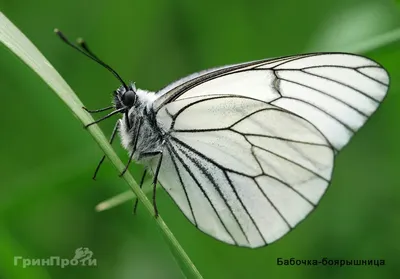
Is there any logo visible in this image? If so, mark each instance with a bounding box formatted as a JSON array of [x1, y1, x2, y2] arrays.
[[72, 247, 95, 266], [14, 247, 97, 268]]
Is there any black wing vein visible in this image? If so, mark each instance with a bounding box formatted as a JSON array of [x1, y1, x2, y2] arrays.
[[166, 144, 197, 226], [167, 141, 237, 244], [170, 136, 317, 207]]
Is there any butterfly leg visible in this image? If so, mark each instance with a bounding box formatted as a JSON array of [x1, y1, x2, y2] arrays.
[[119, 118, 143, 177], [124, 110, 131, 129], [85, 107, 126, 128], [133, 169, 148, 214], [83, 105, 114, 113], [137, 150, 164, 217], [92, 120, 120, 180]]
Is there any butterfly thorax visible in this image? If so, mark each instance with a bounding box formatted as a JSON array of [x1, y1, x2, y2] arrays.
[[117, 87, 164, 162]]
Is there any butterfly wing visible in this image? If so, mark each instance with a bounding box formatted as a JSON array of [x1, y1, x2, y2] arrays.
[[154, 53, 389, 150], [149, 53, 389, 248]]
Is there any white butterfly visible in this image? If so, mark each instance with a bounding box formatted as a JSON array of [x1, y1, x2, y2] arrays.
[[56, 31, 389, 248]]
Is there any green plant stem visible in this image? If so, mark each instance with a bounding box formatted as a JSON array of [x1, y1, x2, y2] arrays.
[[95, 181, 156, 212], [95, 190, 135, 212], [345, 28, 400, 54]]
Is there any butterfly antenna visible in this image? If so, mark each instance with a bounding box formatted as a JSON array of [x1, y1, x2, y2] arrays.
[[54, 29, 128, 90], [76, 37, 100, 60]]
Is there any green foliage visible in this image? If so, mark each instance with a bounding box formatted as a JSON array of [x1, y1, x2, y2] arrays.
[[0, 0, 399, 278]]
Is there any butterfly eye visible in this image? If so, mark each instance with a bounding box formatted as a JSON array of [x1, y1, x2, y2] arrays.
[[121, 90, 136, 107]]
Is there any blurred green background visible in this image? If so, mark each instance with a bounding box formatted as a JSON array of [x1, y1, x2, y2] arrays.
[[1, 0, 400, 278]]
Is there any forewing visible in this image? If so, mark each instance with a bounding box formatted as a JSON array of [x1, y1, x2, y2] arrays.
[[152, 96, 334, 248], [154, 53, 389, 151]]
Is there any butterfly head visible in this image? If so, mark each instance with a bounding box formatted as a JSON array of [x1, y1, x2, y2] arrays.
[[113, 84, 137, 111]]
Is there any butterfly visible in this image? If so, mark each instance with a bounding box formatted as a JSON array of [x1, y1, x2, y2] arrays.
[[56, 30, 389, 248]]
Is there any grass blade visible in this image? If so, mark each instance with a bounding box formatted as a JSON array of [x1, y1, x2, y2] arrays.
[[95, 190, 135, 212], [343, 28, 400, 54], [95, 181, 156, 212]]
